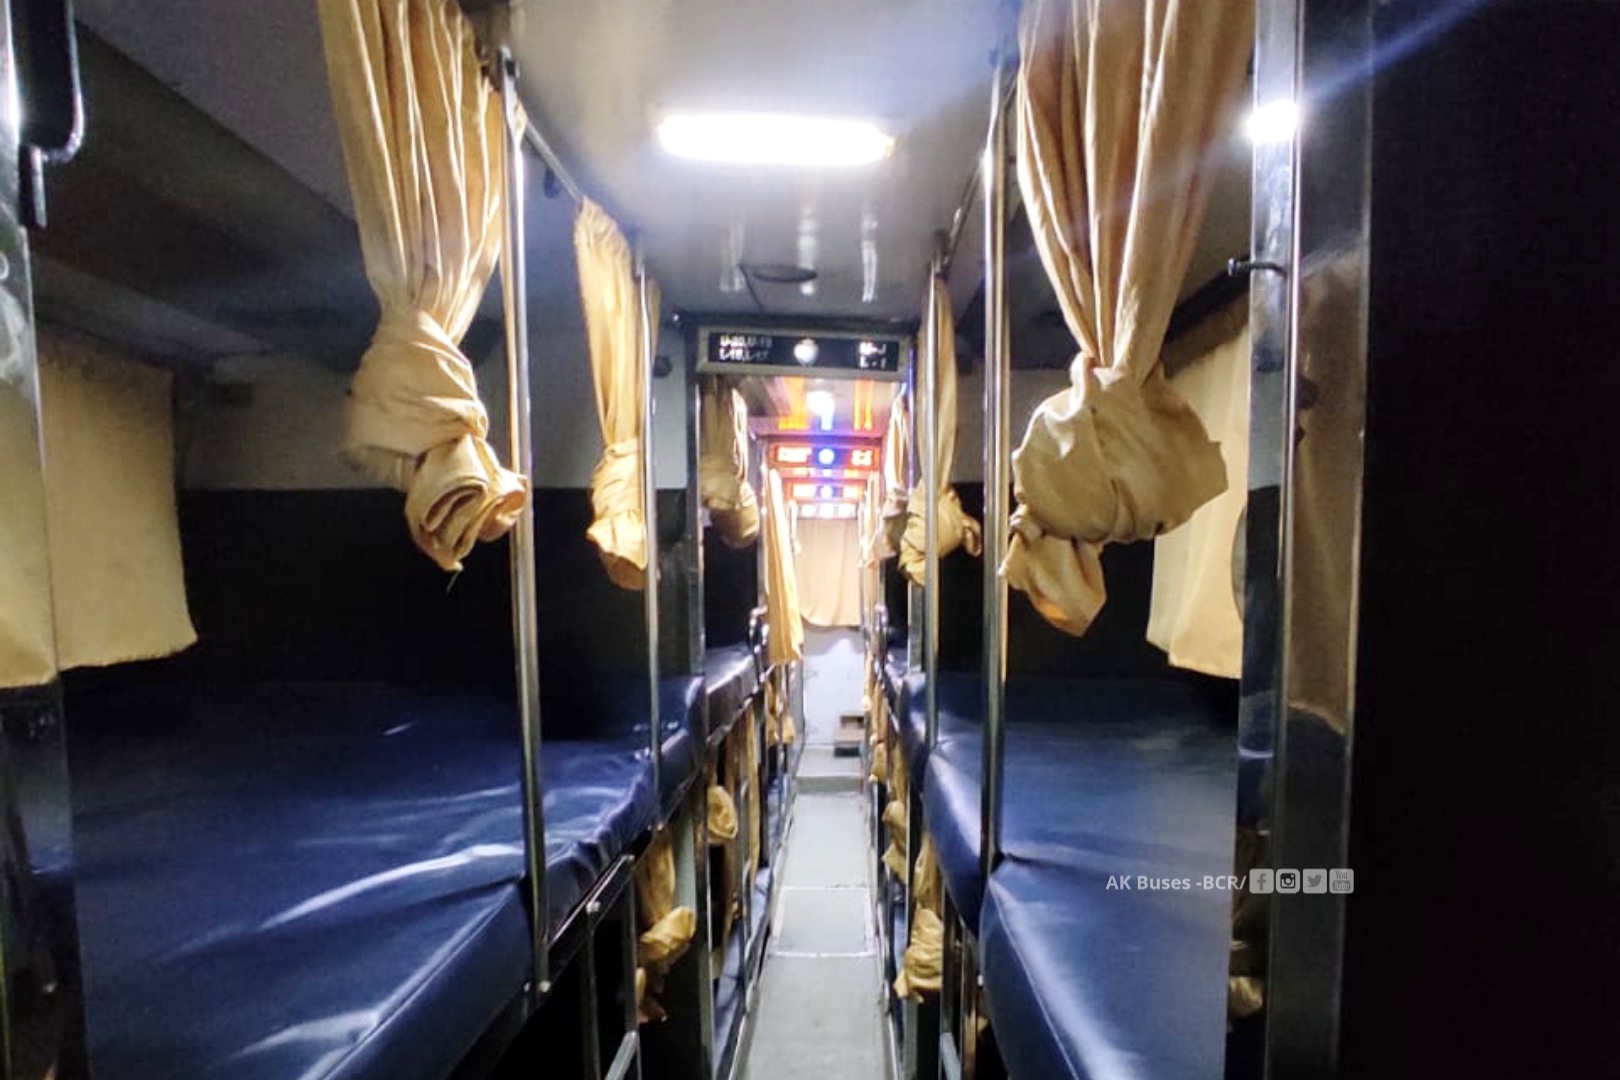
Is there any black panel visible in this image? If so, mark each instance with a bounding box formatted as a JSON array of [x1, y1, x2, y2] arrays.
[[1345, 4, 1620, 1075], [932, 486, 1232, 709], [59, 490, 515, 691], [532, 488, 650, 684], [703, 528, 758, 649]]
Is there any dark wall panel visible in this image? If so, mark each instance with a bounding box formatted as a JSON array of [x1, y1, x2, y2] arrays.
[[702, 528, 758, 649], [1344, 4, 1620, 1075]]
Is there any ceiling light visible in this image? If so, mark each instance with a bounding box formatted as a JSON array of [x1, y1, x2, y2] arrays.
[[657, 112, 894, 166]]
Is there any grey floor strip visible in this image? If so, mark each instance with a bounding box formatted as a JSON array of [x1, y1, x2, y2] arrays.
[[739, 791, 890, 1080]]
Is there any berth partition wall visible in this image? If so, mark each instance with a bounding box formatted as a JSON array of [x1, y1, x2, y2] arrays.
[[52, 6, 582, 1076], [45, 9, 699, 1080], [0, 23, 91, 1066], [890, 3, 1257, 1079]]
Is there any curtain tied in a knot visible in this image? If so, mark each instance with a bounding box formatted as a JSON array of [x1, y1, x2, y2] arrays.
[[899, 485, 983, 586], [634, 829, 696, 1024], [707, 782, 739, 843], [346, 307, 529, 572], [587, 437, 646, 589], [698, 443, 759, 548], [1007, 364, 1225, 635], [1004, 0, 1252, 637], [699, 384, 760, 548]]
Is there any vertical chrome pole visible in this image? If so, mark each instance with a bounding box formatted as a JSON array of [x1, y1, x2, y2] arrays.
[[637, 246, 663, 802], [498, 48, 548, 995], [922, 268, 941, 748], [980, 57, 1013, 887]]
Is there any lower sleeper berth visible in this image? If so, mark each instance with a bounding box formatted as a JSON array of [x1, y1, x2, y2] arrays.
[[910, 675, 1242, 1080], [68, 677, 703, 1080]]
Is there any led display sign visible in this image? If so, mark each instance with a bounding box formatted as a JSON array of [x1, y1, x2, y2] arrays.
[[697, 326, 907, 376]]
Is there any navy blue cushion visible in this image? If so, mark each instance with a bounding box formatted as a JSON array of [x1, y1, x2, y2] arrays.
[[921, 678, 1234, 927], [68, 681, 677, 1080], [981, 858, 1231, 1080], [704, 644, 759, 737], [896, 672, 983, 784]]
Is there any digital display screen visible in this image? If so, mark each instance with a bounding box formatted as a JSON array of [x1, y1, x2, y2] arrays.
[[702, 329, 905, 374]]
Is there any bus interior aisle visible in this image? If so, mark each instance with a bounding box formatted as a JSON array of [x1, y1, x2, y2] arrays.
[[2, 2, 1618, 1080]]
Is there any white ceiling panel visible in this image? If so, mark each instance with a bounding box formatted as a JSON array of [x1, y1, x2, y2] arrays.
[[509, 0, 996, 324]]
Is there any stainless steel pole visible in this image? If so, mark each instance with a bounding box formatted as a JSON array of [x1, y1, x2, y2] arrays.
[[637, 247, 663, 801], [980, 58, 1014, 888], [923, 267, 941, 749], [498, 48, 549, 996]]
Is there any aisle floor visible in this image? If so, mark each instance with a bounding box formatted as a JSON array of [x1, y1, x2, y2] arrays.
[[740, 753, 889, 1080]]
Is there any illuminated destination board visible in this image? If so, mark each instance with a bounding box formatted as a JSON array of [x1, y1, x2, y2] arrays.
[[771, 444, 879, 471], [696, 325, 908, 376]]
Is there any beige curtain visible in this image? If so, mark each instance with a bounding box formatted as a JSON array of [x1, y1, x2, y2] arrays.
[[900, 277, 983, 585], [859, 473, 884, 567], [575, 199, 661, 590], [878, 395, 910, 558], [896, 837, 944, 999], [0, 314, 56, 688], [1147, 301, 1250, 677], [761, 469, 805, 665], [764, 664, 797, 747], [38, 333, 197, 672], [699, 381, 759, 548], [318, 0, 527, 572], [796, 517, 863, 628], [1004, 0, 1254, 635], [634, 828, 696, 1024]]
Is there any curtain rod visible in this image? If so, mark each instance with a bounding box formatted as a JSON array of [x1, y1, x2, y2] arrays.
[[521, 120, 585, 206], [936, 164, 981, 281]]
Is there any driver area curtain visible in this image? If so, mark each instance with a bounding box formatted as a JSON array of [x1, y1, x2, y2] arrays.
[[796, 517, 862, 628], [699, 380, 759, 548], [575, 199, 661, 590], [318, 0, 527, 572], [1004, 0, 1254, 635], [900, 276, 982, 585]]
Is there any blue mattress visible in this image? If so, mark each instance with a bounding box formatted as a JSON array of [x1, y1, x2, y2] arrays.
[[542, 673, 705, 813], [920, 678, 1235, 928], [68, 680, 695, 1080], [704, 644, 759, 739], [981, 859, 1231, 1080], [895, 671, 980, 783], [909, 677, 1238, 1080]]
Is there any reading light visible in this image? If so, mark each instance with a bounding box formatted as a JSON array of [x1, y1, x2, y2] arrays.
[[657, 112, 894, 166], [1246, 100, 1298, 146]]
